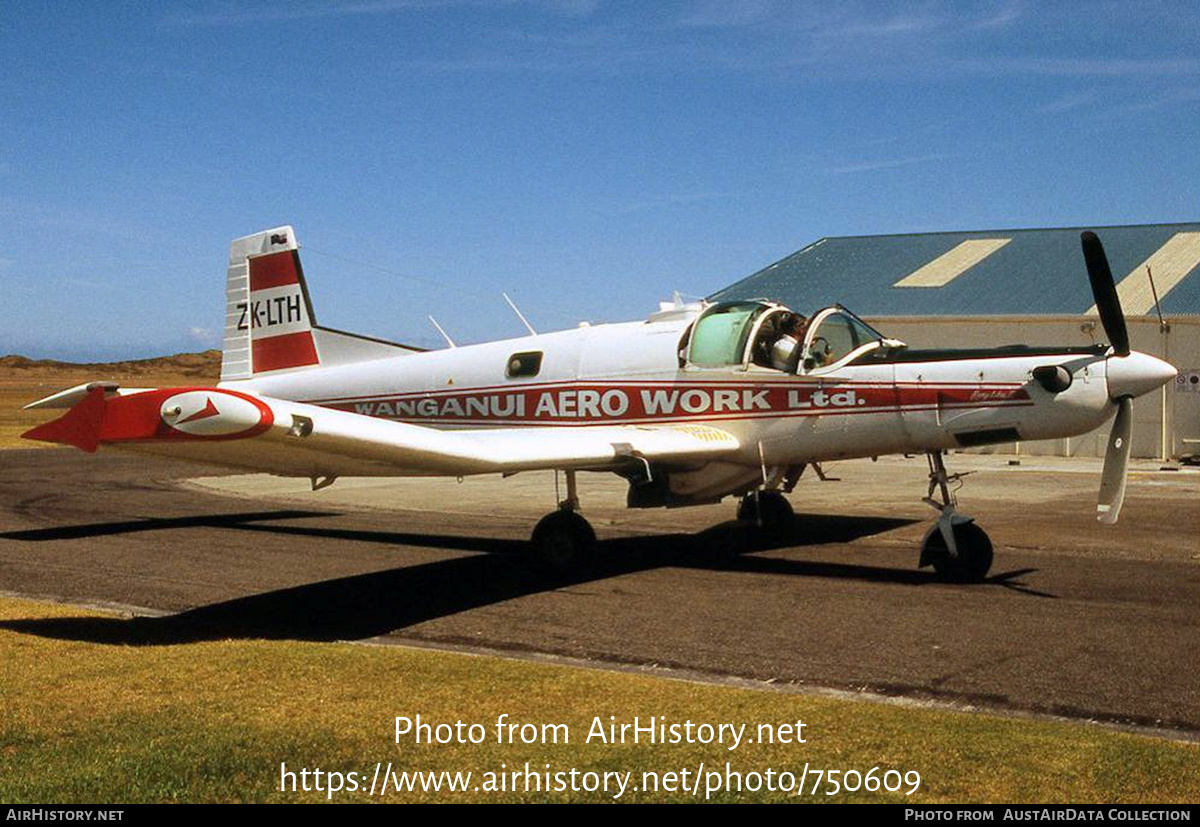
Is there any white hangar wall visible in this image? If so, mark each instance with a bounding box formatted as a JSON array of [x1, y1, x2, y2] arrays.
[[866, 315, 1199, 460]]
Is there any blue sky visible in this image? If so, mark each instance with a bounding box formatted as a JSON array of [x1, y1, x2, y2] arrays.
[[2, 1, 1197, 360]]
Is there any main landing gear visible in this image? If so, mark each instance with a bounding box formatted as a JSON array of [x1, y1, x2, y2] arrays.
[[919, 451, 993, 582], [531, 470, 596, 571], [529, 457, 993, 582], [737, 489, 795, 541]]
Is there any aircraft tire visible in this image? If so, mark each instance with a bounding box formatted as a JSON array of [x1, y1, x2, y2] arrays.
[[925, 522, 994, 583], [531, 510, 597, 571], [737, 490, 795, 539]]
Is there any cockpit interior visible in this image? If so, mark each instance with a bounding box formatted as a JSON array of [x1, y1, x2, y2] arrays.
[[683, 300, 899, 374]]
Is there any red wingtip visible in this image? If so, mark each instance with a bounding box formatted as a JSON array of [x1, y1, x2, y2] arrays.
[[22, 387, 108, 452]]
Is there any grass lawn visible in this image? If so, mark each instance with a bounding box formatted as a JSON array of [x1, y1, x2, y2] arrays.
[[1, 595, 1196, 804]]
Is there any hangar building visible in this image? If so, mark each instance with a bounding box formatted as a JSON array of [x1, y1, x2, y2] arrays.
[[710, 223, 1200, 460]]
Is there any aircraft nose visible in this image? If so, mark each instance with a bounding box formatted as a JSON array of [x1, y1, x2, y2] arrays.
[[1105, 351, 1177, 400]]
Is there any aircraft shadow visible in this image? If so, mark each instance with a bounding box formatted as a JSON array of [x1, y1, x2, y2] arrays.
[[0, 510, 339, 542], [0, 512, 1048, 646]]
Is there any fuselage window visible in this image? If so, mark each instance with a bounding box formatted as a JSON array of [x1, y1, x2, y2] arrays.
[[506, 351, 543, 378]]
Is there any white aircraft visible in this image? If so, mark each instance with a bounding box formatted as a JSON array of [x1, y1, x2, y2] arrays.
[[24, 227, 1176, 581]]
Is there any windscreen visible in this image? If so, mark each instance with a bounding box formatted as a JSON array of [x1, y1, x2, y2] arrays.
[[808, 310, 885, 365]]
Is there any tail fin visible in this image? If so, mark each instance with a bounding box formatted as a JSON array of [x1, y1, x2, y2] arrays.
[[221, 226, 421, 382]]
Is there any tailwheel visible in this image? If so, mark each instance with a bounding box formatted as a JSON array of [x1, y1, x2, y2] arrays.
[[531, 509, 596, 572], [737, 490, 795, 539], [921, 521, 993, 583]]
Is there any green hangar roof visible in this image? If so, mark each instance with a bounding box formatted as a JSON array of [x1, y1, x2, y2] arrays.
[[710, 223, 1200, 317]]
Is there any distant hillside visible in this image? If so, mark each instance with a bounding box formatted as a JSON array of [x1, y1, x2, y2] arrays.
[[0, 350, 224, 449], [0, 350, 222, 378]]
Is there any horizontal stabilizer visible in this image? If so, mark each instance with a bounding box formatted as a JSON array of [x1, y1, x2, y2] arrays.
[[24, 382, 119, 410], [22, 382, 157, 410]]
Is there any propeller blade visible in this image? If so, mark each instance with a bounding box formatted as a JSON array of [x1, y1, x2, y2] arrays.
[[1097, 397, 1132, 524], [1081, 231, 1130, 356]]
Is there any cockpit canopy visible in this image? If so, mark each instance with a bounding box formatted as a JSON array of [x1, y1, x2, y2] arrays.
[[685, 300, 899, 373], [687, 302, 769, 368]]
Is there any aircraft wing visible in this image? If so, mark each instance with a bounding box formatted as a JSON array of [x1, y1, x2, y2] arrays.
[[23, 386, 741, 478]]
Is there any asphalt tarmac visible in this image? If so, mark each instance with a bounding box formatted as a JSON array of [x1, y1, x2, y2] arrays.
[[1, 448, 1196, 733]]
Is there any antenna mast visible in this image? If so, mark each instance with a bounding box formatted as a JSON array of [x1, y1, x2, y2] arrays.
[[503, 292, 537, 336], [428, 316, 457, 348]]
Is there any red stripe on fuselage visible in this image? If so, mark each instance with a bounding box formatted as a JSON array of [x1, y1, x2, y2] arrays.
[[314, 382, 1031, 426], [306, 378, 1028, 405]]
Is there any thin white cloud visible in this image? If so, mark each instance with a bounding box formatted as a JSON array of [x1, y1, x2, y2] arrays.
[[1115, 85, 1200, 114], [198, 0, 1191, 86], [62, 277, 109, 290], [664, 2, 1196, 84], [676, 2, 1020, 40], [166, 0, 599, 27], [832, 14, 943, 39], [188, 326, 221, 346], [166, 0, 431, 27], [1035, 90, 1100, 114], [958, 56, 1197, 78], [537, 0, 601, 17], [967, 1, 1024, 31], [615, 191, 747, 215], [823, 154, 947, 175], [675, 0, 781, 30]]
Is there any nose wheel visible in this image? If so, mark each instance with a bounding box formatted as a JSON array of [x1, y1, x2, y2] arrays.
[[921, 520, 993, 582], [919, 451, 993, 582]]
